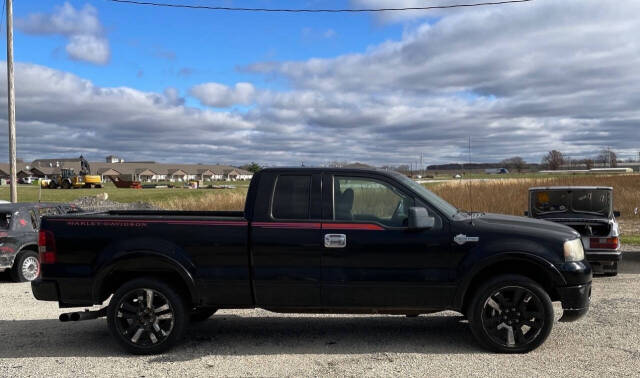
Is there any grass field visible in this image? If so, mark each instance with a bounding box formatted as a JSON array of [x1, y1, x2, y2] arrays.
[[428, 174, 640, 218], [2, 174, 639, 243], [0, 183, 248, 209], [2, 174, 638, 216], [621, 235, 640, 245]]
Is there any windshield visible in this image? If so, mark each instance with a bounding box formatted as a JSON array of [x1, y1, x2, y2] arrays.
[[391, 172, 459, 218], [531, 189, 611, 216]]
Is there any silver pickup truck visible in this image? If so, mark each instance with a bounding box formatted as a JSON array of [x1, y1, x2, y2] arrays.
[[526, 186, 621, 276]]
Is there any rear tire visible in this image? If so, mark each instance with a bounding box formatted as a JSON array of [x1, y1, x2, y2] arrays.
[[10, 251, 40, 282], [468, 274, 554, 353], [107, 278, 189, 355]]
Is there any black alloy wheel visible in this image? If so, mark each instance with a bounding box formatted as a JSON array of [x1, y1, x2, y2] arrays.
[[107, 278, 188, 354], [469, 275, 554, 353]]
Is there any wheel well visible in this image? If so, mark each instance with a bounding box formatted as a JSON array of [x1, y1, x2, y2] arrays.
[[461, 260, 560, 315], [17, 245, 38, 258], [98, 270, 195, 307]]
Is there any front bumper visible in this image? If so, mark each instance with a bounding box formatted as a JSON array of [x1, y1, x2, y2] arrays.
[[31, 279, 60, 301], [557, 282, 591, 322]]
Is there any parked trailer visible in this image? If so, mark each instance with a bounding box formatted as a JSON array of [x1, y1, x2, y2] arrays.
[[107, 176, 142, 189]]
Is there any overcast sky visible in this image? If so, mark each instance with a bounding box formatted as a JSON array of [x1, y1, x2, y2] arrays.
[[0, 0, 638, 166]]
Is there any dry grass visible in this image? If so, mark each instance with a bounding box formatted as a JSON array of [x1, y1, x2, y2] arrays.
[[153, 190, 247, 211], [429, 175, 640, 219], [152, 175, 640, 221]]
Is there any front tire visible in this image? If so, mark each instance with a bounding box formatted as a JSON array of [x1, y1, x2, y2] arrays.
[[11, 251, 40, 282], [107, 278, 189, 355], [468, 274, 554, 353]]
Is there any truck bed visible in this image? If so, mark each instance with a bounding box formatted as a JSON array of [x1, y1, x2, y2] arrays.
[[40, 209, 251, 308]]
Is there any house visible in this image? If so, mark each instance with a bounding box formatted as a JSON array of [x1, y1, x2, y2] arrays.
[[90, 162, 253, 182], [0, 162, 33, 181], [2, 158, 254, 184]]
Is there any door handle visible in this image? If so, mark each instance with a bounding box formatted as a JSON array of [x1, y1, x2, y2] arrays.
[[324, 234, 347, 248]]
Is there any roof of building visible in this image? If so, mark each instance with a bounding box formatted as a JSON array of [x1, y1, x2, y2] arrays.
[[89, 162, 253, 176], [2, 159, 253, 177]]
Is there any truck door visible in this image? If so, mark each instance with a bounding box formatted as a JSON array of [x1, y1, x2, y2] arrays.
[[250, 172, 323, 307], [321, 173, 454, 309]]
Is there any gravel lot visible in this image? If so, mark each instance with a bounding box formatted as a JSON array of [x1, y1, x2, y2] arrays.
[[1, 248, 639, 377]]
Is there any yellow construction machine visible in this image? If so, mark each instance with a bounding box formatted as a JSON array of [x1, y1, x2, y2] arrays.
[[44, 155, 102, 189], [46, 168, 102, 189]]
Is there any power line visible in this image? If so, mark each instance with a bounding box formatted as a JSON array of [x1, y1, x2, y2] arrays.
[[106, 0, 534, 13]]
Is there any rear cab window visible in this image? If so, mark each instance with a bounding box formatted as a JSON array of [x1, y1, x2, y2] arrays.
[[272, 175, 312, 220]]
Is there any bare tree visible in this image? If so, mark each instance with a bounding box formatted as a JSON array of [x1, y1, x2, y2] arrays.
[[542, 150, 564, 170], [500, 156, 527, 173], [584, 159, 594, 170], [597, 149, 618, 168]]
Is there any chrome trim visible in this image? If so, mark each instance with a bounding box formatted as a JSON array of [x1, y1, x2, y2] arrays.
[[324, 234, 347, 248], [454, 234, 479, 246]]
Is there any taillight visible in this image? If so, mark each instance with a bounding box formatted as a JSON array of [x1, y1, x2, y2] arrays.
[[38, 230, 57, 264], [590, 237, 619, 250]]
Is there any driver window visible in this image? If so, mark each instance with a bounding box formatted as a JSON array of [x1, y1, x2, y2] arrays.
[[334, 177, 413, 227]]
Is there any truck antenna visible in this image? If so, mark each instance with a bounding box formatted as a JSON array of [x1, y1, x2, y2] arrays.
[[467, 136, 473, 215]]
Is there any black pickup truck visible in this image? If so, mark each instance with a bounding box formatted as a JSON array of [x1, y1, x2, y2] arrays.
[[32, 168, 592, 354]]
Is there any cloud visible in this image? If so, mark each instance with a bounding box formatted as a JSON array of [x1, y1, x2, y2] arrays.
[[65, 35, 110, 64], [16, 2, 110, 65], [302, 27, 338, 40], [323, 29, 337, 39], [190, 83, 256, 108], [0, 62, 254, 164], [2, 0, 640, 166], [238, 0, 640, 163]]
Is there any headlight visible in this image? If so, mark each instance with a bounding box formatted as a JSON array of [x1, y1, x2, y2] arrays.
[[563, 238, 585, 262]]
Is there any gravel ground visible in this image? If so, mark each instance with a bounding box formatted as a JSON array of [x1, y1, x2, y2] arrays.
[[1, 249, 639, 377]]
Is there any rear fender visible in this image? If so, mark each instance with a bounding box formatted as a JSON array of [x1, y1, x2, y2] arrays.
[[92, 239, 198, 304]]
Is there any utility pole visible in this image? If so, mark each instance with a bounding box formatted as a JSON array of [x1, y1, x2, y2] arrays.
[[6, 0, 17, 202]]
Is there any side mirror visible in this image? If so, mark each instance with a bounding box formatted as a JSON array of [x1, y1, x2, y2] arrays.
[[408, 207, 435, 230], [523, 211, 529, 216], [613, 210, 620, 218]]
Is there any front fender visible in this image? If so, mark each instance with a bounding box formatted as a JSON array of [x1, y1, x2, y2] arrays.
[[453, 251, 566, 310]]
